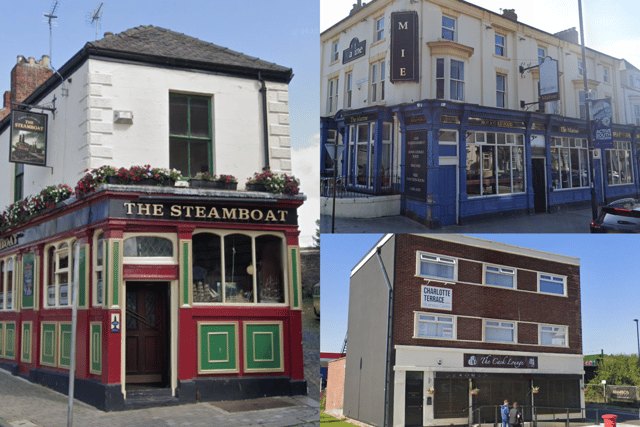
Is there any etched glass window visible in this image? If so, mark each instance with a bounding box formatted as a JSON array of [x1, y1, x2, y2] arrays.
[[123, 237, 173, 257]]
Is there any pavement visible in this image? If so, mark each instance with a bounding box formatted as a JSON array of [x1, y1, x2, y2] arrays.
[[321, 207, 595, 234], [0, 299, 320, 427]]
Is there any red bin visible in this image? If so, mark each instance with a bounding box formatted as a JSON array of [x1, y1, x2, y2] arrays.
[[602, 414, 617, 427]]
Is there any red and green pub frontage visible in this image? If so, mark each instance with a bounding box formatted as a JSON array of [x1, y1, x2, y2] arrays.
[[0, 185, 306, 410]]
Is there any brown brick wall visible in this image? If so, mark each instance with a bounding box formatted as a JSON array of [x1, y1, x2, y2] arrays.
[[326, 358, 346, 412], [457, 317, 482, 341], [392, 235, 582, 354], [459, 259, 482, 284], [0, 55, 52, 121], [518, 322, 539, 345]]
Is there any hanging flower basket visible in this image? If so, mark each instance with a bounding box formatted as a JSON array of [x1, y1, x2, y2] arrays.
[[532, 390, 539, 394], [426, 388, 435, 395], [532, 387, 540, 394], [471, 388, 480, 396]]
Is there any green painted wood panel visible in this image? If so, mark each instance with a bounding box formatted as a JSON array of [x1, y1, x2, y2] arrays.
[[59, 324, 72, 368], [245, 323, 282, 371], [41, 323, 57, 366], [90, 323, 102, 374], [291, 248, 299, 308], [21, 323, 31, 363], [198, 323, 237, 373], [4, 323, 15, 358], [78, 246, 86, 307], [22, 253, 35, 309]]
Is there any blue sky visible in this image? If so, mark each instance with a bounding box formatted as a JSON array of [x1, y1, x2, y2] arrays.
[[321, 234, 640, 357], [0, 0, 320, 245]]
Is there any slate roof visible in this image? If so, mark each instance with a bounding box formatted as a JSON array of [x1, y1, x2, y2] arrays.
[[84, 25, 292, 82]]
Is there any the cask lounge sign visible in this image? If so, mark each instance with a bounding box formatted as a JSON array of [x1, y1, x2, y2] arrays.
[[464, 354, 538, 369]]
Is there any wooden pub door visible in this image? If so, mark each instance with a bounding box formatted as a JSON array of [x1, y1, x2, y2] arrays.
[[125, 282, 169, 386]]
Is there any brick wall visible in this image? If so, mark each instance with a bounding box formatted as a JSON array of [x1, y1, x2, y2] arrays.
[[0, 55, 53, 121], [325, 357, 346, 415], [392, 235, 582, 354]]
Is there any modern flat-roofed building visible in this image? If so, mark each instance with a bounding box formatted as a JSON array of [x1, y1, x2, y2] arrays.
[[345, 234, 584, 426]]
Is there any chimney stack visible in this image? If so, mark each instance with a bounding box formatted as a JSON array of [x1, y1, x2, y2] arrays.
[[0, 53, 54, 121], [350, 0, 367, 16], [501, 9, 517, 21], [554, 27, 579, 45]]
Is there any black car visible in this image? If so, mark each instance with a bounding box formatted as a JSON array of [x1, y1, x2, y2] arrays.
[[590, 198, 640, 233]]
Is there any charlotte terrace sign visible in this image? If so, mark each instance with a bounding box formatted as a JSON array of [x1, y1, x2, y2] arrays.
[[464, 354, 538, 369], [421, 285, 452, 311]]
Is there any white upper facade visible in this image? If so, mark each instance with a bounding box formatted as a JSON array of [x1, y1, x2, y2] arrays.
[[0, 26, 293, 207], [321, 0, 634, 123]]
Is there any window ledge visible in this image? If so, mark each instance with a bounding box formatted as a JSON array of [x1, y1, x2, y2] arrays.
[[427, 40, 474, 60], [371, 38, 386, 48], [329, 59, 340, 67], [493, 54, 510, 61]]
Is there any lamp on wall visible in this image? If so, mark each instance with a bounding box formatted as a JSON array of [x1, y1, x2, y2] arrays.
[[485, 25, 492, 30], [519, 37, 526, 41]]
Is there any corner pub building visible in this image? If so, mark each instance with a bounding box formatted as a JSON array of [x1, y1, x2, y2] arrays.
[[0, 26, 306, 410], [320, 0, 640, 227], [345, 234, 584, 427]]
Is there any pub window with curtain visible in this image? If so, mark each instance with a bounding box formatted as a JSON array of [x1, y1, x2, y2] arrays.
[[169, 93, 212, 177]]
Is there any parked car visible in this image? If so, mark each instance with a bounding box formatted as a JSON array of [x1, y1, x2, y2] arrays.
[[590, 198, 640, 233], [313, 283, 320, 318]]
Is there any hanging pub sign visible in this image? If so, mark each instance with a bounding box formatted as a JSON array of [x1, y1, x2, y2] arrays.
[[390, 11, 419, 83], [405, 130, 427, 201], [539, 57, 560, 102], [591, 98, 614, 149], [343, 38, 366, 64], [10, 110, 48, 166]]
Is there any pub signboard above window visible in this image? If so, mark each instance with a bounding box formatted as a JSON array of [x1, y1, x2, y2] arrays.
[[10, 110, 48, 166]]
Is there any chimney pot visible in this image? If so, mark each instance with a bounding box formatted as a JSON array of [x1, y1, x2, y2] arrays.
[[40, 55, 51, 68], [104, 31, 114, 38], [28, 57, 35, 64], [16, 55, 25, 64]]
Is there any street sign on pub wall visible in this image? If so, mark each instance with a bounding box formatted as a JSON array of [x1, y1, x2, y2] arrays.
[[390, 11, 419, 82], [9, 110, 48, 166]]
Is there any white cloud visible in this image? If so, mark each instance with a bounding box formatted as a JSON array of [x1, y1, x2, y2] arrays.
[[292, 141, 320, 247]]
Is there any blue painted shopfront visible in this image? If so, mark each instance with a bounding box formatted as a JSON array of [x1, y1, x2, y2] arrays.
[[320, 101, 640, 227]]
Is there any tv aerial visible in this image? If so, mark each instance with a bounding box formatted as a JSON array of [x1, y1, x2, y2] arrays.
[[43, 0, 59, 61], [86, 3, 105, 41]]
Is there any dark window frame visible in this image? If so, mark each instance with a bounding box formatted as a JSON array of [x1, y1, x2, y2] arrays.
[[169, 93, 213, 177]]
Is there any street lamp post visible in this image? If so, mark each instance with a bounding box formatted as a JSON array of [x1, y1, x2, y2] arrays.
[[634, 319, 640, 359]]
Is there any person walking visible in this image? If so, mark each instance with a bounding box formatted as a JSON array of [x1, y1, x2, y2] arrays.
[[501, 399, 510, 427], [509, 401, 522, 427]]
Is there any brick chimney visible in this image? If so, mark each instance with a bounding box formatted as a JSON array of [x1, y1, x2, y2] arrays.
[[554, 27, 579, 45], [0, 54, 53, 121], [501, 9, 517, 21]]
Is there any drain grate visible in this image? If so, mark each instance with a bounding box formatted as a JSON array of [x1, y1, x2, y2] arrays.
[[210, 397, 297, 412]]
